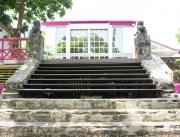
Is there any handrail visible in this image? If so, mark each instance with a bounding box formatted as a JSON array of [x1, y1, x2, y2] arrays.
[[0, 37, 31, 60]]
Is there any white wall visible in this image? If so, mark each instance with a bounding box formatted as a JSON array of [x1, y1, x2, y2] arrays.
[[42, 24, 136, 58], [43, 27, 56, 52], [122, 27, 135, 57]]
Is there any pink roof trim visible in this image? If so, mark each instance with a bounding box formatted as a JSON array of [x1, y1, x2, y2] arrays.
[[41, 20, 136, 26], [0, 37, 31, 41]]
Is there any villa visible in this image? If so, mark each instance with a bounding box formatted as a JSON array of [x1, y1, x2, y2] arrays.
[[41, 20, 136, 59]]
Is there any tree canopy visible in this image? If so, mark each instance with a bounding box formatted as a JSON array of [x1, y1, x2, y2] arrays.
[[0, 0, 72, 36]]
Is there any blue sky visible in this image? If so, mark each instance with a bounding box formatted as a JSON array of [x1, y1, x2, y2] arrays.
[[56, 0, 180, 48]]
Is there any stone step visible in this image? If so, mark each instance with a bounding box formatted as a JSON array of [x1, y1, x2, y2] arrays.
[[0, 98, 179, 109], [0, 73, 14, 75], [0, 75, 11, 78], [23, 83, 156, 89], [28, 78, 153, 84], [18, 89, 162, 98], [40, 62, 141, 67], [0, 122, 179, 136], [42, 59, 139, 64], [0, 78, 7, 81], [38, 66, 143, 70], [0, 65, 20, 68], [0, 109, 179, 122], [0, 69, 16, 73], [35, 69, 146, 74], [31, 73, 149, 79]]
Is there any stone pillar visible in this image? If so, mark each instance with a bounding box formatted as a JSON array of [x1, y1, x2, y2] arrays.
[[29, 21, 44, 62], [134, 21, 151, 60]]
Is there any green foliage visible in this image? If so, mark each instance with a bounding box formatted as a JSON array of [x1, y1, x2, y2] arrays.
[[175, 59, 180, 64], [173, 70, 180, 83], [168, 59, 180, 82], [0, 0, 14, 24], [0, 0, 72, 36]]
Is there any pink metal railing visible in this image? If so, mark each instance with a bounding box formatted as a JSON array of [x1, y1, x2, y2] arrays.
[[0, 37, 31, 60], [0, 83, 4, 94]]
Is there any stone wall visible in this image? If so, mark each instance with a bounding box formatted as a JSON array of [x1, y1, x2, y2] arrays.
[[29, 20, 44, 61], [134, 21, 151, 60], [5, 20, 44, 92], [5, 59, 40, 92], [141, 54, 173, 90]]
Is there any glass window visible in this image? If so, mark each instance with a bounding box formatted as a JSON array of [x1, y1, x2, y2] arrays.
[[70, 29, 88, 53], [90, 29, 108, 53], [56, 27, 66, 53], [112, 27, 123, 53]]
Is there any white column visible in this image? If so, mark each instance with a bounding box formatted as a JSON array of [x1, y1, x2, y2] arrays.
[[88, 29, 91, 59], [108, 25, 113, 59], [66, 25, 70, 59]]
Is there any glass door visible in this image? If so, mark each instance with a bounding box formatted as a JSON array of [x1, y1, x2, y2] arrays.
[[70, 29, 109, 59], [70, 29, 88, 59], [90, 29, 108, 59]]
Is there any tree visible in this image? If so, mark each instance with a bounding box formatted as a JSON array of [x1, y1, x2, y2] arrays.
[[176, 29, 180, 44], [0, 0, 72, 36]]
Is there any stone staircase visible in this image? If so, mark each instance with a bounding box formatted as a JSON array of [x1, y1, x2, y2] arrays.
[[0, 98, 180, 136], [0, 64, 20, 84], [18, 59, 162, 98], [0, 59, 179, 136]]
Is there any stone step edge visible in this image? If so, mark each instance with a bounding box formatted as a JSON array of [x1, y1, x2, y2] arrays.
[[0, 121, 179, 128], [1, 122, 179, 136], [0, 98, 179, 109], [1, 98, 179, 101], [0, 108, 180, 113]]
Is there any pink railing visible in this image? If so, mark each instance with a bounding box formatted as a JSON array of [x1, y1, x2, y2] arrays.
[[0, 37, 31, 60], [0, 83, 4, 94]]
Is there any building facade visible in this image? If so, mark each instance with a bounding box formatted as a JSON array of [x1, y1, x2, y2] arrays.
[[42, 21, 136, 59]]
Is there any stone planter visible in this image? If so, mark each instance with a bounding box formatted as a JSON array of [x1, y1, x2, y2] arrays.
[[174, 83, 180, 93]]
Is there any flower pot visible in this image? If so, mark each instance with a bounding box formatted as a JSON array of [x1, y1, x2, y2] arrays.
[[174, 83, 180, 93]]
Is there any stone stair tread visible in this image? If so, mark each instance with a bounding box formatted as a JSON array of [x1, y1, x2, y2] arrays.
[[37, 66, 143, 70], [0, 78, 8, 80], [18, 87, 162, 93], [0, 122, 179, 136], [0, 98, 179, 109], [28, 78, 153, 81], [0, 73, 14, 75], [0, 121, 179, 128], [23, 83, 156, 86], [42, 59, 139, 63], [40, 63, 141, 66], [0, 108, 180, 112], [35, 69, 146, 72], [18, 88, 162, 91], [32, 73, 148, 76]]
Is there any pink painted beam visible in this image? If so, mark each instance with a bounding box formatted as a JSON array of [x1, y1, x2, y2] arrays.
[[0, 38, 31, 41], [41, 20, 136, 26]]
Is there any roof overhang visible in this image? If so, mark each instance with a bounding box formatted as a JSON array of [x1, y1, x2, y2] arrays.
[[41, 20, 136, 27]]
